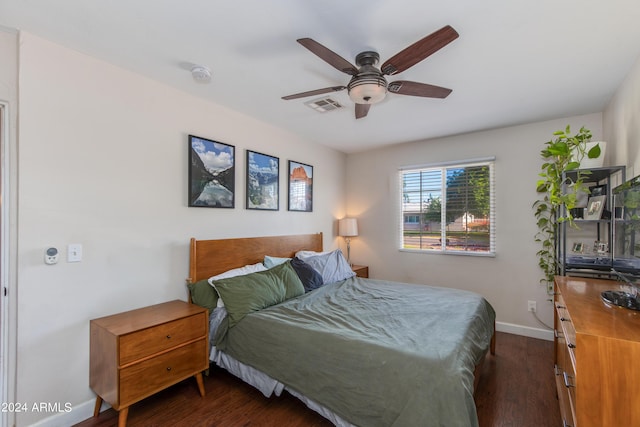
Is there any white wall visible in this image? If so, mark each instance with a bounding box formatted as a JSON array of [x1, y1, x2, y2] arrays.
[[0, 26, 19, 427], [344, 113, 603, 336], [14, 33, 346, 426], [604, 53, 640, 176]]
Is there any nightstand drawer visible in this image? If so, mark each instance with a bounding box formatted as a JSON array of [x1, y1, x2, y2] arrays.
[[119, 313, 206, 365], [119, 339, 207, 406], [351, 265, 368, 278]]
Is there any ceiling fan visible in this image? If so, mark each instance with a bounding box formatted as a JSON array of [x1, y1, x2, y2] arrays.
[[282, 25, 459, 119]]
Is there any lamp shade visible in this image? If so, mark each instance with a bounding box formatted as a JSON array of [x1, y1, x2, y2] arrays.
[[339, 218, 358, 237], [348, 81, 387, 104]]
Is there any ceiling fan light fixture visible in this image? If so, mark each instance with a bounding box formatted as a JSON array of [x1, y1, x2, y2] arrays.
[[283, 26, 459, 116], [348, 76, 387, 104]]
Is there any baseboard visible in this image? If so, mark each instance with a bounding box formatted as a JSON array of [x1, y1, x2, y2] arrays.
[[28, 399, 106, 427], [496, 321, 554, 341]]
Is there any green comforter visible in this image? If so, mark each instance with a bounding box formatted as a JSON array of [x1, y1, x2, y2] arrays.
[[217, 277, 495, 427]]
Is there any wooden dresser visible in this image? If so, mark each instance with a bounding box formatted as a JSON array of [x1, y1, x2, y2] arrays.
[[554, 276, 640, 427], [90, 300, 208, 427]]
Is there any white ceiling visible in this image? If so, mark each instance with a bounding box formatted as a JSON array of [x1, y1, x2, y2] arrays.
[[2, 0, 640, 153]]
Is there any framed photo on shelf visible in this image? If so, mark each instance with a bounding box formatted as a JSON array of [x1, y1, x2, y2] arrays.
[[288, 160, 313, 212], [595, 240, 609, 255], [188, 135, 235, 208], [246, 150, 279, 210], [571, 242, 584, 253], [585, 195, 606, 220], [589, 184, 607, 197]]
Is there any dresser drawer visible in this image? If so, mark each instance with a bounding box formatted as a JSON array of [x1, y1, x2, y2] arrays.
[[119, 339, 207, 406], [556, 297, 576, 373], [561, 343, 577, 425], [119, 313, 206, 365], [555, 367, 576, 427], [555, 291, 577, 426]]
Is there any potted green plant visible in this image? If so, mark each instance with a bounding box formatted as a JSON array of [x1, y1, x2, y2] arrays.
[[533, 125, 601, 291]]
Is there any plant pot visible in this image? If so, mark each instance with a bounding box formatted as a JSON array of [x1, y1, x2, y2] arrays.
[[579, 141, 607, 169]]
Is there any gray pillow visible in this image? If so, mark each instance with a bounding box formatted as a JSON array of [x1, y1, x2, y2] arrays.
[[291, 257, 324, 292], [263, 255, 291, 268], [303, 249, 356, 284]]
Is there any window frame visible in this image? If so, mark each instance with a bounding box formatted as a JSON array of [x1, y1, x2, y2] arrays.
[[398, 157, 496, 257]]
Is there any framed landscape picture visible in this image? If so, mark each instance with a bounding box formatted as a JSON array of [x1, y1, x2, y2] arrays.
[[246, 150, 279, 210], [188, 135, 235, 208], [288, 160, 313, 212]]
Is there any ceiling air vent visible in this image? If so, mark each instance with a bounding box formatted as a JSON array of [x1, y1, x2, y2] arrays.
[[304, 97, 344, 113]]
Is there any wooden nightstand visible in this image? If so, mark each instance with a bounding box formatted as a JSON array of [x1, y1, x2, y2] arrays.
[[90, 300, 208, 427], [351, 264, 369, 278]]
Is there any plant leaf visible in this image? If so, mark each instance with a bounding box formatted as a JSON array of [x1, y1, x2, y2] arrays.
[[566, 161, 581, 171], [587, 144, 601, 159]]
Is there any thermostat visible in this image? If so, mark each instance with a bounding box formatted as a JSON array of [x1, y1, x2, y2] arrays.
[[45, 247, 59, 265]]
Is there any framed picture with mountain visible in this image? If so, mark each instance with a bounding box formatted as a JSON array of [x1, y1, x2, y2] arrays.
[[288, 160, 313, 212], [188, 135, 235, 208], [246, 150, 279, 210]]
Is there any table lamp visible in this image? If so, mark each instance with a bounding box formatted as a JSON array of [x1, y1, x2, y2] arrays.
[[338, 218, 358, 265]]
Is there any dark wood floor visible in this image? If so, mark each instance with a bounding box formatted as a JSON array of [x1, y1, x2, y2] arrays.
[[75, 332, 561, 427], [474, 332, 561, 427]]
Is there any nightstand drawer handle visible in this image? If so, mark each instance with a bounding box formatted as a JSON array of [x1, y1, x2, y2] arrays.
[[563, 371, 575, 388], [166, 367, 172, 371], [166, 335, 171, 339]]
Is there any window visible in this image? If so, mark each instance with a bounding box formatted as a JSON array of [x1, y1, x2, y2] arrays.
[[400, 158, 495, 255]]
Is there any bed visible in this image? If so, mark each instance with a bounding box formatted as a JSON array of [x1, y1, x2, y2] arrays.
[[186, 232, 496, 427]]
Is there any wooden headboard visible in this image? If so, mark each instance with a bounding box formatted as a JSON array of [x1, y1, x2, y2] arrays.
[[187, 233, 323, 283]]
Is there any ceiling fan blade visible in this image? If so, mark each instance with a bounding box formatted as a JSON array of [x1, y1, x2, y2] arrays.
[[388, 81, 452, 98], [381, 25, 459, 75], [297, 38, 359, 76], [355, 103, 371, 119], [282, 86, 346, 100]]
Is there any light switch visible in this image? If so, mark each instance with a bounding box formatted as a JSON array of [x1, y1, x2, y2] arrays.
[[68, 244, 82, 262]]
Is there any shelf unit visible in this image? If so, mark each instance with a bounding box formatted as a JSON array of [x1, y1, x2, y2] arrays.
[[558, 166, 626, 277]]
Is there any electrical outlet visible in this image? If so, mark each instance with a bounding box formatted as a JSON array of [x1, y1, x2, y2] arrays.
[[528, 300, 537, 312]]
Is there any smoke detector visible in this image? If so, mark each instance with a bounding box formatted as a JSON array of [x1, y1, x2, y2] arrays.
[[191, 65, 212, 84]]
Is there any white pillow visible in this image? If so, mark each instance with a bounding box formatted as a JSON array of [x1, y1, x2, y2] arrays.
[[208, 263, 268, 307], [209, 262, 267, 282], [295, 250, 331, 260]]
